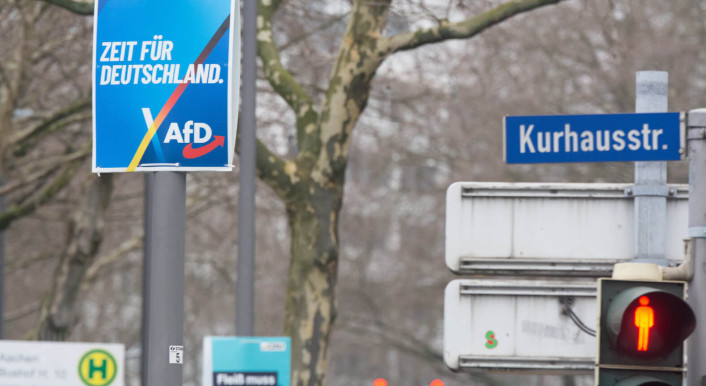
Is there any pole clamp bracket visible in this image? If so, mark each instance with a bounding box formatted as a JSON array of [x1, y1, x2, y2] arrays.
[[624, 185, 672, 197]]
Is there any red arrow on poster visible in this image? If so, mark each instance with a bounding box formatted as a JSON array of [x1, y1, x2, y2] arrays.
[[183, 135, 224, 159]]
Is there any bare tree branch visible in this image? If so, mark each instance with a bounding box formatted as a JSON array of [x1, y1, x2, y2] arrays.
[[255, 137, 299, 203], [11, 96, 91, 155], [83, 233, 142, 287], [383, 0, 566, 54], [5, 301, 41, 325], [279, 12, 348, 52], [257, 0, 320, 157], [35, 0, 93, 15], [6, 251, 54, 273], [0, 145, 88, 230], [233, 116, 295, 201]]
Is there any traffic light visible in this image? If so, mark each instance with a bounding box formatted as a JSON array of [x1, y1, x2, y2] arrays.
[[596, 278, 696, 386]]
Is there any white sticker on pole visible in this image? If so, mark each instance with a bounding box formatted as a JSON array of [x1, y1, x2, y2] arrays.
[[169, 345, 184, 364]]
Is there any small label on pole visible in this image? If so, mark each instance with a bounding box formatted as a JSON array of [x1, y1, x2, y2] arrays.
[[169, 345, 184, 364]]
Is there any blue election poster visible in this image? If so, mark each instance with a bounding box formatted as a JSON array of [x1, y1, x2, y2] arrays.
[[92, 0, 239, 172], [203, 337, 291, 386]]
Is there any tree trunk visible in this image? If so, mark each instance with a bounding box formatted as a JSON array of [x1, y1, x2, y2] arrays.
[[31, 174, 114, 340], [284, 184, 342, 386]]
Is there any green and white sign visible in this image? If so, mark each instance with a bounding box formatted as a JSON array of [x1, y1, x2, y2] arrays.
[[0, 340, 124, 386]]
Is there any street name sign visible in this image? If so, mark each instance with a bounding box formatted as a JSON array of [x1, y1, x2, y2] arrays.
[[504, 112, 682, 164], [92, 0, 239, 172], [0, 340, 125, 386], [202, 337, 290, 386], [445, 182, 688, 276], [444, 279, 596, 372]]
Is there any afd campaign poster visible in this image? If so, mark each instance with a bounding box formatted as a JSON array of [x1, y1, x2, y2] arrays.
[[92, 0, 239, 172], [202, 337, 291, 386]]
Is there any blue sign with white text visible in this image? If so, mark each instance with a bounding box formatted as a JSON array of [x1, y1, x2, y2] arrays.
[[504, 113, 681, 164], [92, 0, 239, 172], [202, 337, 291, 386]]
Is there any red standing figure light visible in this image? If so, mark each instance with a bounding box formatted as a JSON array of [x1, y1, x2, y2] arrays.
[[634, 296, 654, 351]]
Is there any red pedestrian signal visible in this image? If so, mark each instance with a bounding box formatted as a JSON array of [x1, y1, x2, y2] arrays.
[[634, 296, 654, 352], [603, 284, 695, 361], [597, 278, 696, 386]]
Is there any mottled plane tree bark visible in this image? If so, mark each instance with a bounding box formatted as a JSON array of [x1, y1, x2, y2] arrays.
[[255, 1, 563, 384]]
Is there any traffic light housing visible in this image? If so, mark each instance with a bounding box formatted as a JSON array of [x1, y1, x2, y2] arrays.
[[596, 278, 696, 386], [597, 368, 683, 386]]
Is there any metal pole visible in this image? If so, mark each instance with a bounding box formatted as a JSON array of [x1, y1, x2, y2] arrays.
[[0, 178, 6, 339], [235, 0, 256, 337], [634, 71, 669, 265], [141, 172, 186, 386], [687, 108, 706, 386]]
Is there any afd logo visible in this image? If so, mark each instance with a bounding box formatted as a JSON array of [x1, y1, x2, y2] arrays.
[[142, 108, 224, 160]]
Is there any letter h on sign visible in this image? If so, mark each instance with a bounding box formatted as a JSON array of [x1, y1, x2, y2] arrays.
[[89, 358, 108, 380]]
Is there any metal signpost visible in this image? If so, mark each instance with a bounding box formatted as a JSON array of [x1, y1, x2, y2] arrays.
[[92, 1, 239, 385], [633, 72, 671, 267], [236, 0, 257, 338], [141, 172, 186, 386], [686, 109, 706, 386], [444, 71, 701, 380]]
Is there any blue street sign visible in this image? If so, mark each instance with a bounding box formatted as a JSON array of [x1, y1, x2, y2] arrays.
[[504, 112, 681, 164], [92, 0, 239, 172], [202, 337, 291, 386]]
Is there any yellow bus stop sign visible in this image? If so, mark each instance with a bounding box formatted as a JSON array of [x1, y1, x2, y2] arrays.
[[78, 349, 118, 386]]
